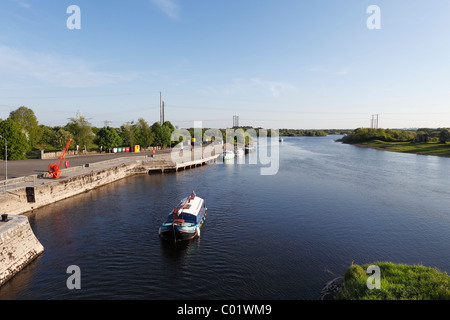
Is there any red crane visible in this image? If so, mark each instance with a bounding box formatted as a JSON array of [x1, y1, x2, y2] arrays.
[[48, 138, 73, 179]]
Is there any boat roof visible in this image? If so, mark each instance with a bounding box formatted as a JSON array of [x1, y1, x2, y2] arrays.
[[177, 195, 204, 216]]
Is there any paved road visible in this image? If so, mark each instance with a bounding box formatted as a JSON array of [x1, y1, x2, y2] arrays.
[[0, 149, 172, 180]]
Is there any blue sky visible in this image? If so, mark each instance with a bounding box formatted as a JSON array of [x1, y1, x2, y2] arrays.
[[1, 0, 450, 129]]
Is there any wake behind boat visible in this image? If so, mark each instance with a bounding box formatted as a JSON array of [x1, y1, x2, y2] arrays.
[[159, 191, 207, 242]]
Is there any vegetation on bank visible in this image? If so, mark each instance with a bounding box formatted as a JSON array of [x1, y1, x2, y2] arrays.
[[340, 127, 450, 157], [0, 106, 178, 160], [341, 127, 450, 144], [341, 128, 417, 143], [357, 140, 450, 157], [279, 129, 327, 136], [336, 262, 450, 300], [0, 106, 345, 160], [279, 129, 352, 137]]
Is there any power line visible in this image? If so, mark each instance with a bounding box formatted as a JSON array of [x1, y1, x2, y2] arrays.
[[1, 92, 159, 99]]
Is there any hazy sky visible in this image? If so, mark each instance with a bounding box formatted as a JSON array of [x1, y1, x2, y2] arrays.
[[1, 0, 450, 129]]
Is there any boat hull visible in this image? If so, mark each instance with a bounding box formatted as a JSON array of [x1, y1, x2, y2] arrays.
[[159, 215, 206, 242], [159, 227, 198, 241]]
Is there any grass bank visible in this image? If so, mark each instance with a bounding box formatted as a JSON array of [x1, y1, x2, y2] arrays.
[[336, 262, 450, 300], [356, 140, 450, 157]]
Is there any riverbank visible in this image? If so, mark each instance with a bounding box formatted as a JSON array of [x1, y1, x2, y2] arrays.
[[352, 140, 450, 157], [320, 262, 450, 300]]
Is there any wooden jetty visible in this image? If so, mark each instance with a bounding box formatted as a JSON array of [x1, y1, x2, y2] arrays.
[[145, 154, 220, 174]]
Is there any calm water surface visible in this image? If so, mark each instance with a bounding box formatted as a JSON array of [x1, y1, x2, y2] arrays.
[[1, 136, 449, 299]]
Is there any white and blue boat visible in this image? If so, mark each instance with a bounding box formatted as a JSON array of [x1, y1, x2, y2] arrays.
[[159, 191, 207, 241], [235, 147, 244, 157], [223, 150, 235, 160]]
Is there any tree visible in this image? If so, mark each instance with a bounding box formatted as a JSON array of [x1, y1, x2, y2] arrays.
[[416, 131, 429, 143], [439, 129, 450, 143], [94, 126, 123, 152], [161, 121, 175, 147], [133, 118, 153, 148], [54, 128, 73, 149], [66, 111, 94, 150], [0, 119, 30, 160], [120, 122, 135, 147], [8, 106, 42, 147], [150, 122, 163, 147], [40, 125, 56, 146]]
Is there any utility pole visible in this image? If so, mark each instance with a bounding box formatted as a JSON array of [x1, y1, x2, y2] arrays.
[[160, 92, 162, 125], [370, 114, 378, 130], [0, 135, 7, 183], [233, 115, 239, 128]]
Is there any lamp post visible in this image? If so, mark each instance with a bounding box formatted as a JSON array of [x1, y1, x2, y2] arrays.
[[0, 135, 7, 183]]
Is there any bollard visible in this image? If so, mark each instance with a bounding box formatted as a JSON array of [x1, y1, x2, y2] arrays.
[[1, 214, 8, 222]]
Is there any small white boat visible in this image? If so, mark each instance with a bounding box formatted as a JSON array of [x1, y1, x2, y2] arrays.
[[235, 148, 244, 157], [223, 150, 235, 160], [244, 144, 255, 153]]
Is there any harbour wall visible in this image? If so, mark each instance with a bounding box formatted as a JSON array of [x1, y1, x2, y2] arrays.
[[0, 154, 220, 216], [0, 160, 144, 216], [0, 214, 45, 287], [0, 154, 219, 287]]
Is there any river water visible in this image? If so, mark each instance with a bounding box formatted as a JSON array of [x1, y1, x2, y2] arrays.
[[1, 136, 449, 300]]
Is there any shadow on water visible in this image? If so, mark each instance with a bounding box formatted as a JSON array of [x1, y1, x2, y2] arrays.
[[159, 236, 202, 263]]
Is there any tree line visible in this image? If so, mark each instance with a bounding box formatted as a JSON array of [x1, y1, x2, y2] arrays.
[[279, 129, 328, 137], [340, 127, 450, 144], [0, 106, 176, 160]]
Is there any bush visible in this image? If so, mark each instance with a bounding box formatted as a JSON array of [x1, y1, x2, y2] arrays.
[[342, 128, 416, 144]]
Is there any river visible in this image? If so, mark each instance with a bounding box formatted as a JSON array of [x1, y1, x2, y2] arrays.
[[1, 135, 449, 300]]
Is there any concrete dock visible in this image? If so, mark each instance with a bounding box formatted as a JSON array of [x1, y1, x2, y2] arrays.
[[0, 146, 221, 287]]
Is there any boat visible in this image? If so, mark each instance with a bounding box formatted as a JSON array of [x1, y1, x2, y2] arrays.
[[235, 147, 244, 157], [159, 191, 207, 241], [244, 144, 255, 154], [223, 150, 235, 160], [279, 138, 284, 143]]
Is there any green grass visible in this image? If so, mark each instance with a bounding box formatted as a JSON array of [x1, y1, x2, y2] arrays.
[[358, 140, 450, 157], [336, 262, 450, 300]]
